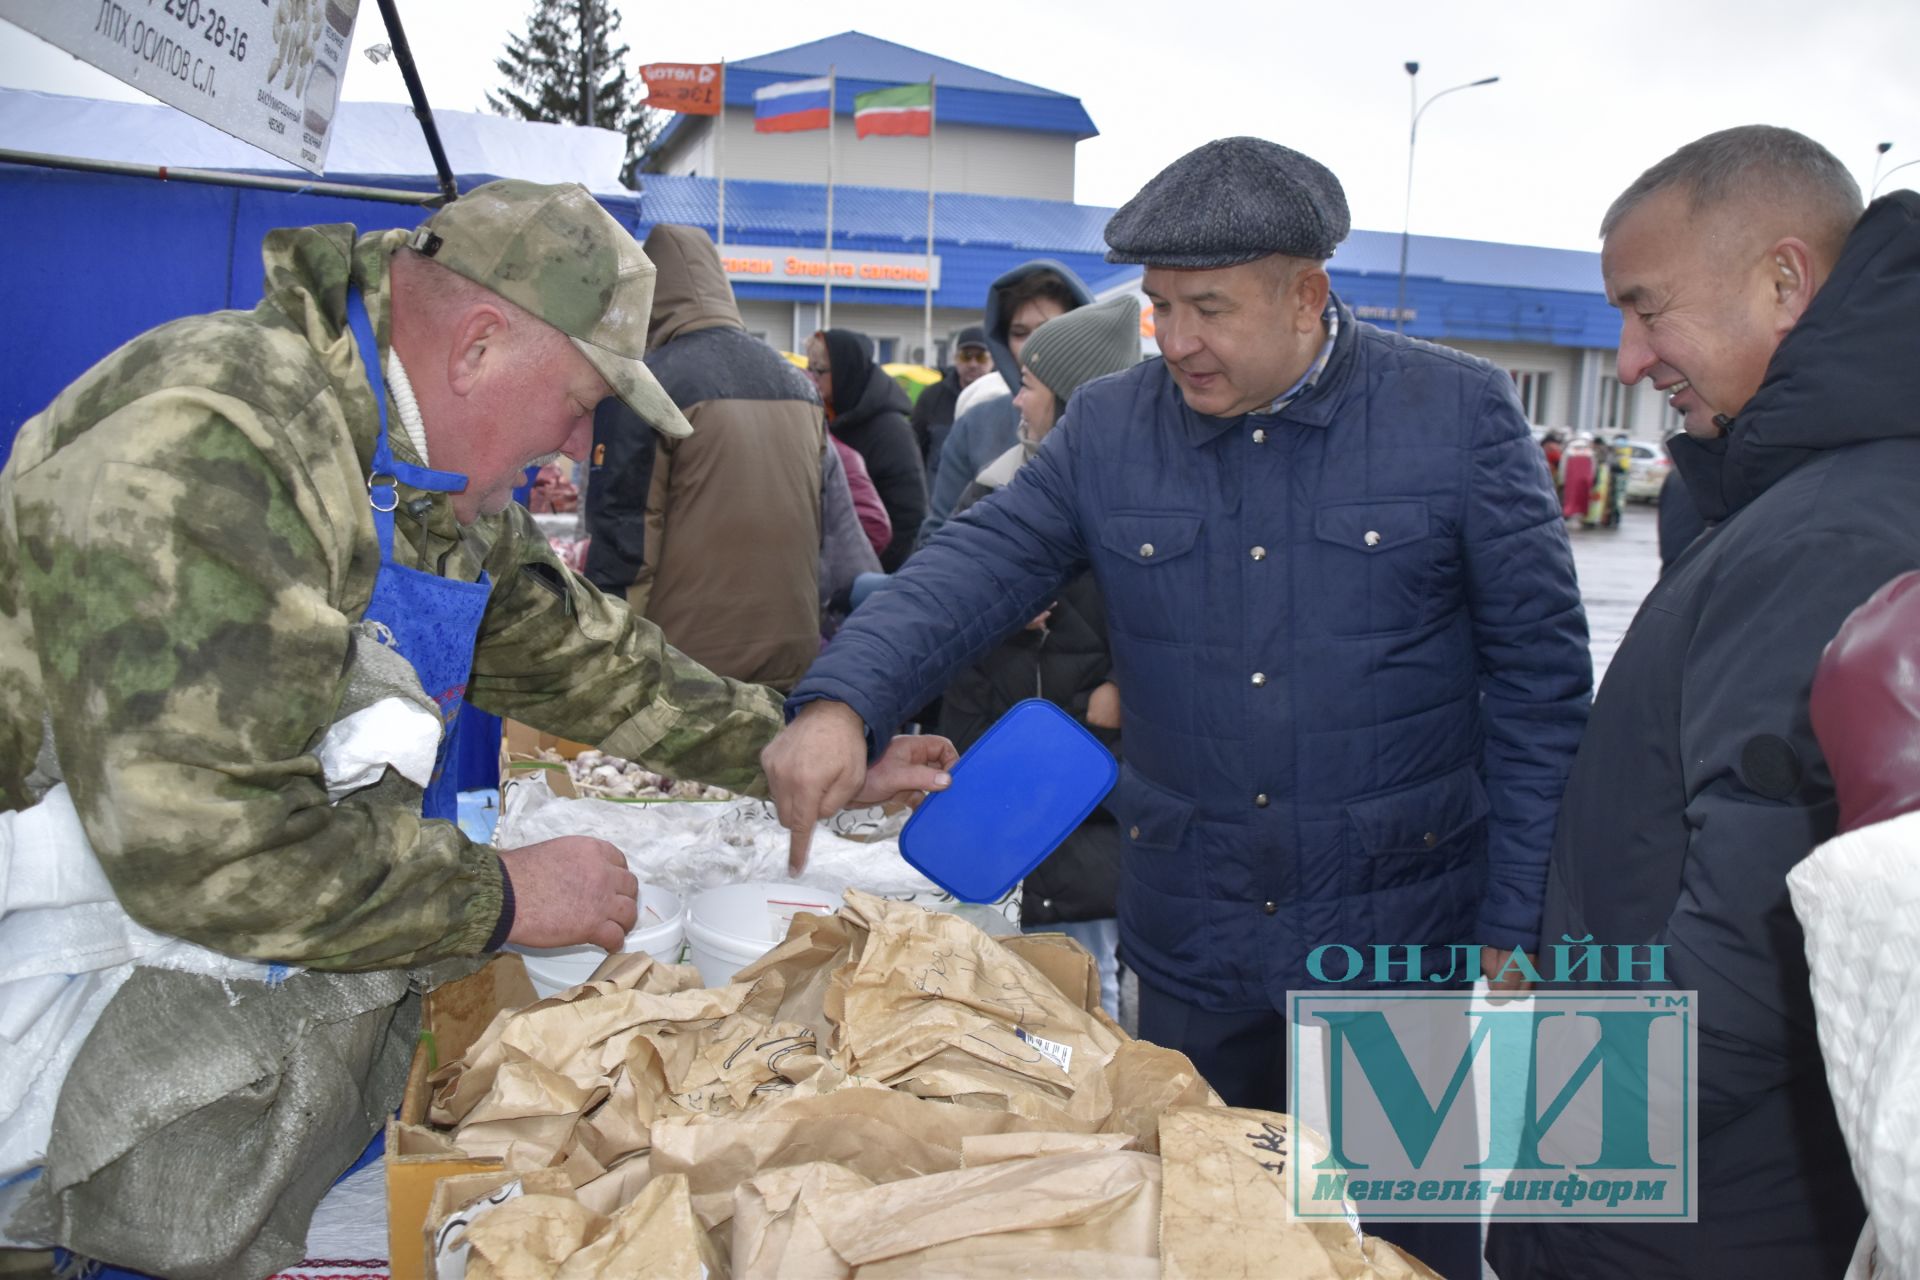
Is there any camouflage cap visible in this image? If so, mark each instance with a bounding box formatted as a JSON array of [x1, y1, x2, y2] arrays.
[[406, 179, 692, 437]]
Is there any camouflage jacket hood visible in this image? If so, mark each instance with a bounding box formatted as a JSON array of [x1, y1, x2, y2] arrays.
[[0, 221, 781, 972]]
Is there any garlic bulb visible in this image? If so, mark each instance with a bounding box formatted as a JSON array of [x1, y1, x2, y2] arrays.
[[559, 750, 733, 803]]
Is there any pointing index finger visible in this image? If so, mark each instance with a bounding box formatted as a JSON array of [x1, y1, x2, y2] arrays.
[[787, 811, 817, 875]]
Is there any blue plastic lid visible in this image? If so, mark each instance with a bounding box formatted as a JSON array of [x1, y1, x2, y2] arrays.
[[899, 699, 1119, 903]]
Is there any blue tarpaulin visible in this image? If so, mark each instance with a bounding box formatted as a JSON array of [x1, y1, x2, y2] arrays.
[[0, 163, 548, 793]]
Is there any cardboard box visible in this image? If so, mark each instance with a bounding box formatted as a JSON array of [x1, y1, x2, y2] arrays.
[[386, 954, 536, 1280], [498, 719, 592, 800]]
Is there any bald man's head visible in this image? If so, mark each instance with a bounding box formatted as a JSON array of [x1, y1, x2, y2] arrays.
[[1602, 125, 1862, 274], [1598, 126, 1865, 438]]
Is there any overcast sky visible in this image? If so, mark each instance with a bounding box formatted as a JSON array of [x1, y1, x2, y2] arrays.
[[3, 0, 1915, 251]]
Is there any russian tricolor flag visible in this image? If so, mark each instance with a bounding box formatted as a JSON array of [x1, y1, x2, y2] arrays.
[[753, 77, 832, 133]]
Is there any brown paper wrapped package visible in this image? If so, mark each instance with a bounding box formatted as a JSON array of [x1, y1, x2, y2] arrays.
[[414, 890, 1438, 1278], [1158, 1107, 1445, 1280]]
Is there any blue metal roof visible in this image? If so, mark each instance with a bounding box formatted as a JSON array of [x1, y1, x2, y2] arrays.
[[733, 32, 1076, 101], [635, 172, 1621, 348], [654, 32, 1097, 158], [1330, 230, 1614, 348], [1330, 229, 1603, 294]]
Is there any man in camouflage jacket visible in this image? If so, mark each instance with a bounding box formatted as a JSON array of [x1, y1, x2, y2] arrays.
[[0, 181, 952, 973]]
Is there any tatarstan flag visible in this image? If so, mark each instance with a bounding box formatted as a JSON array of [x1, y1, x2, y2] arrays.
[[854, 82, 933, 138]]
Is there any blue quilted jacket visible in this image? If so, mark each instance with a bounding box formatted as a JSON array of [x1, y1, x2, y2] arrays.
[[793, 299, 1592, 1009]]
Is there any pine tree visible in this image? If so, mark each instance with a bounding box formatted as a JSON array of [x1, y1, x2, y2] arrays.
[[488, 0, 663, 188]]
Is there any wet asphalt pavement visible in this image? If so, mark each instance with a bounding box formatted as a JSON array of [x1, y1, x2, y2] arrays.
[[1567, 502, 1662, 687]]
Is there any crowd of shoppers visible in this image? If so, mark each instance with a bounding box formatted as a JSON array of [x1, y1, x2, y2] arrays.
[[578, 123, 1918, 1279]]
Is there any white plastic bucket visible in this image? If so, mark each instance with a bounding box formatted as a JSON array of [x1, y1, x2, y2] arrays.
[[513, 882, 686, 999], [685, 883, 838, 988]]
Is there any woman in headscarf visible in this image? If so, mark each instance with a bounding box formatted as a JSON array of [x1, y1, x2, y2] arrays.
[[806, 330, 926, 571]]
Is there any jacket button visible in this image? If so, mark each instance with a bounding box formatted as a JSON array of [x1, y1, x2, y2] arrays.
[[1250, 546, 1267, 560], [1251, 672, 1267, 687], [1255, 793, 1269, 808], [1129, 825, 1141, 840], [1041, 898, 1053, 909], [1423, 831, 1439, 848], [1365, 530, 1382, 547], [1139, 542, 1155, 558], [1262, 901, 1278, 915], [1252, 429, 1267, 444]]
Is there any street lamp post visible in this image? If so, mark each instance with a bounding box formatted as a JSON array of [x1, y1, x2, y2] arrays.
[[1869, 141, 1893, 197], [1395, 64, 1499, 334], [1874, 157, 1920, 199]]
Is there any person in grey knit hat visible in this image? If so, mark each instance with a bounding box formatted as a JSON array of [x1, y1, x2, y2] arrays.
[[959, 290, 1143, 508], [1017, 292, 1145, 430], [765, 136, 1588, 1280]]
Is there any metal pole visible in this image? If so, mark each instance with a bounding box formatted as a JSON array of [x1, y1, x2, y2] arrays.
[[374, 0, 458, 203], [582, 0, 595, 128], [824, 65, 836, 330], [0, 148, 443, 205], [1395, 70, 1498, 336], [923, 77, 936, 366], [1395, 62, 1417, 335], [715, 60, 727, 254]]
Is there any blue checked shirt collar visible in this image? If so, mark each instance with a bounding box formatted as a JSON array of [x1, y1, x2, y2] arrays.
[[1267, 302, 1340, 415]]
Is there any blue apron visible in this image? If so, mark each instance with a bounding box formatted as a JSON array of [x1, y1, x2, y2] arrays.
[[344, 290, 492, 822]]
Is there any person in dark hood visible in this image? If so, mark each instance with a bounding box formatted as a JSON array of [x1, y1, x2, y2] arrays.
[[909, 324, 992, 475], [805, 329, 925, 572], [1486, 125, 1920, 1280], [582, 223, 824, 690], [916, 261, 1092, 548]]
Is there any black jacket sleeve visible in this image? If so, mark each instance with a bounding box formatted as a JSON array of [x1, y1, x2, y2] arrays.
[[863, 415, 929, 572], [582, 400, 656, 596]]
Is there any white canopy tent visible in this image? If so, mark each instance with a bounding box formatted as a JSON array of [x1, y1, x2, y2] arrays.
[[0, 87, 630, 192]]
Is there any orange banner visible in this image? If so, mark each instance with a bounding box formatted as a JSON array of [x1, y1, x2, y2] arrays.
[[640, 62, 723, 116]]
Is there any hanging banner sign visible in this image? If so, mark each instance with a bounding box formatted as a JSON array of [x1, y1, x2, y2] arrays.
[[719, 244, 942, 292], [0, 0, 361, 174], [639, 61, 722, 116]]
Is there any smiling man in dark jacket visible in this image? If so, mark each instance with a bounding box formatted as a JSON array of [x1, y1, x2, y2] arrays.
[[1485, 126, 1920, 1280], [764, 137, 1591, 1279]]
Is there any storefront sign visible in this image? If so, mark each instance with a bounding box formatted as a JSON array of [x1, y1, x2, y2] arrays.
[[718, 244, 941, 292], [0, 0, 360, 174], [640, 61, 722, 116]]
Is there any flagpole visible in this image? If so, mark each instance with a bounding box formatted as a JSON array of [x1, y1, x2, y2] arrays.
[[823, 66, 837, 330], [922, 77, 936, 367], [715, 60, 726, 254]]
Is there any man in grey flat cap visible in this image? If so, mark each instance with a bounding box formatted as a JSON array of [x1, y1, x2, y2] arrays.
[[763, 138, 1590, 1276]]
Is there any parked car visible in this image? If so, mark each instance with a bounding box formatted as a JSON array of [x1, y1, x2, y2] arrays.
[[1620, 439, 1670, 501]]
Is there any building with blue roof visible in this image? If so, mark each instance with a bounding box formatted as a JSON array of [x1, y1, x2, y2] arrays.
[[645, 32, 1674, 442], [654, 32, 1096, 201]]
